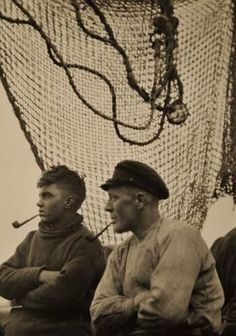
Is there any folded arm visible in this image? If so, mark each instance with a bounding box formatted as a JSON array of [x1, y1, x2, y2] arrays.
[[91, 249, 139, 335], [19, 252, 96, 311], [0, 233, 42, 300]]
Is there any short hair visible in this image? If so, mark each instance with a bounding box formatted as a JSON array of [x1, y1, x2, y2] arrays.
[[37, 165, 86, 209]]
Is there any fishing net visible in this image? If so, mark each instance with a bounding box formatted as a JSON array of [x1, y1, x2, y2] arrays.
[[0, 0, 235, 244]]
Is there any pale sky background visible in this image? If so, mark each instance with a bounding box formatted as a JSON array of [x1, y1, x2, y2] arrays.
[[0, 80, 235, 265]]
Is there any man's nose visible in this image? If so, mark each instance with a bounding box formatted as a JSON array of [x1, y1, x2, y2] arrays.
[[37, 199, 43, 208], [105, 199, 112, 212]]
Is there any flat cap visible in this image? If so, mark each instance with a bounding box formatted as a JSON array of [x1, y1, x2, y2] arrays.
[[101, 160, 169, 200]]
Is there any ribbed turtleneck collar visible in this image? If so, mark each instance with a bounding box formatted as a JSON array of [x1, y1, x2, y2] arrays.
[[38, 213, 83, 239]]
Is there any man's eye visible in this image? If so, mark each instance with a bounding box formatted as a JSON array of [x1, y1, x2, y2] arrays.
[[42, 193, 52, 199]]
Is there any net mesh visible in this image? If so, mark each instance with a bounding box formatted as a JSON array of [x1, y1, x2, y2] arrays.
[[0, 0, 235, 244]]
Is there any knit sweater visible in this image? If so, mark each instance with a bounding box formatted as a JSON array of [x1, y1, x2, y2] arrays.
[[0, 215, 105, 336]]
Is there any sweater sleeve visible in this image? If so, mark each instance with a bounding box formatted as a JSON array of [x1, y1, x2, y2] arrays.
[[90, 248, 136, 335], [0, 232, 43, 300], [137, 229, 202, 328], [19, 239, 105, 312]]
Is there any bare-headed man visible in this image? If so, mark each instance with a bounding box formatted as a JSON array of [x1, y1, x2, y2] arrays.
[[0, 165, 105, 336]]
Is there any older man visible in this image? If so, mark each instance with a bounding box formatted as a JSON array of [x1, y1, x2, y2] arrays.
[[90, 160, 224, 336], [0, 165, 105, 336]]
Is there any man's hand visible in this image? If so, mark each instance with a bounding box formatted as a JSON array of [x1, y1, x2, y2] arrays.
[[133, 291, 151, 311], [38, 270, 60, 284]]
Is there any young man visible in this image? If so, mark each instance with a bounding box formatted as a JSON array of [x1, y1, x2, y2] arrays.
[[90, 160, 224, 336], [0, 165, 105, 336]]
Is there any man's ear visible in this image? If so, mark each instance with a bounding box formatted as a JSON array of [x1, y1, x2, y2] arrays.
[[64, 196, 75, 209], [135, 193, 145, 210]]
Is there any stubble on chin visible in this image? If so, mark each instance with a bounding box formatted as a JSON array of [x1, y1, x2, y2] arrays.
[[40, 216, 52, 224], [113, 222, 128, 234]]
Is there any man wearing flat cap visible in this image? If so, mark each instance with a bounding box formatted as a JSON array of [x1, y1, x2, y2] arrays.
[[90, 160, 224, 336]]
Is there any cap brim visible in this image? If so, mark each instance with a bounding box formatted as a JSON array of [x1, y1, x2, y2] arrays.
[[100, 179, 122, 191], [100, 181, 113, 191], [100, 179, 134, 191], [161, 189, 169, 199]]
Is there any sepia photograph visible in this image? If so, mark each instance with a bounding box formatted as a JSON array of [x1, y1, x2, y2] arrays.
[[0, 0, 236, 335]]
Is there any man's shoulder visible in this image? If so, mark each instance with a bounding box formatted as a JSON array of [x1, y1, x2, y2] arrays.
[[222, 227, 236, 242], [23, 230, 38, 242], [157, 218, 213, 263], [212, 228, 236, 257], [72, 223, 104, 248], [158, 217, 206, 248], [67, 224, 105, 265], [160, 217, 199, 236], [12, 230, 38, 251]]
